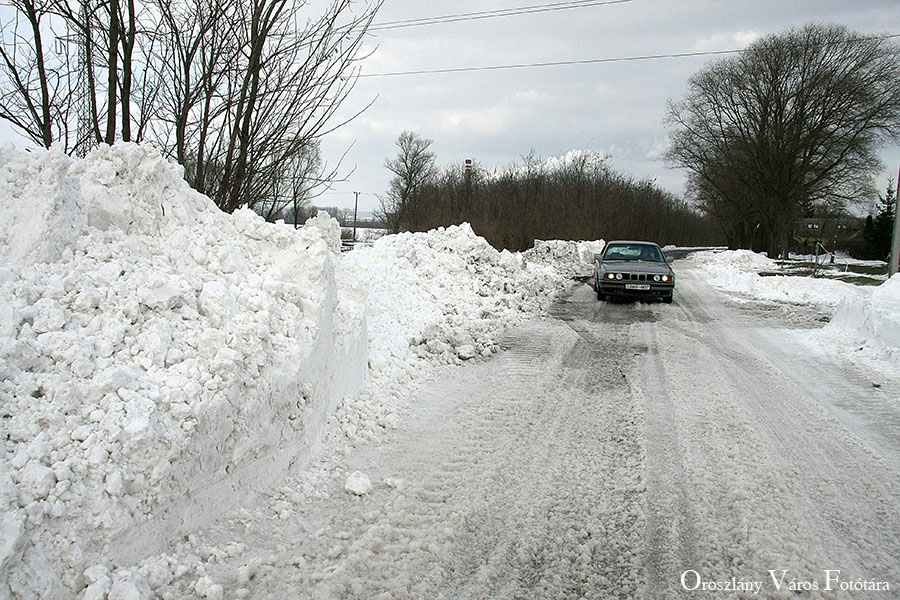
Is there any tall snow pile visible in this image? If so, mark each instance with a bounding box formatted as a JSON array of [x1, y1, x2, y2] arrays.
[[522, 239, 606, 280], [828, 274, 900, 358], [0, 144, 366, 598], [342, 228, 600, 373]]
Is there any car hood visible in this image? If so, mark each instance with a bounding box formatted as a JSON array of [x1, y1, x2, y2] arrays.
[[600, 260, 673, 275]]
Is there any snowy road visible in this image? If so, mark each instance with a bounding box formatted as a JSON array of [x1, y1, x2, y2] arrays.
[[155, 258, 900, 599]]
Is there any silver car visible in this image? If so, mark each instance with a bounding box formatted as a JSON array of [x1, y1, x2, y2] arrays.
[[595, 241, 674, 303]]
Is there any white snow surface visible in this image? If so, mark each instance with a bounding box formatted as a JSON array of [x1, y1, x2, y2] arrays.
[[4, 143, 900, 598], [0, 144, 368, 597], [690, 248, 868, 309], [689, 247, 900, 365], [0, 144, 602, 598], [342, 227, 602, 374], [828, 273, 900, 360]]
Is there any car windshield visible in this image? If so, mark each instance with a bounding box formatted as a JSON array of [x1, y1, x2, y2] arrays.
[[604, 243, 663, 262]]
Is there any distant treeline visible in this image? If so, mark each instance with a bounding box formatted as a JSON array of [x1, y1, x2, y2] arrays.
[[392, 151, 723, 252]]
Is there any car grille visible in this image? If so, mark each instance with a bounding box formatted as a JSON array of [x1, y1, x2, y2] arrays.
[[603, 272, 670, 282]]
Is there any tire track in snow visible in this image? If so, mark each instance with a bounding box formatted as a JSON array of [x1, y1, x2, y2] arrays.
[[652, 264, 900, 597], [628, 322, 699, 599], [144, 267, 900, 600], [560, 301, 701, 599], [278, 318, 647, 599]]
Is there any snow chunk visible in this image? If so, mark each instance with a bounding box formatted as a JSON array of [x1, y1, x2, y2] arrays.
[[194, 576, 224, 600], [304, 210, 343, 255], [344, 471, 373, 496], [82, 565, 112, 600], [198, 279, 240, 326], [108, 580, 142, 600], [17, 461, 56, 501], [456, 344, 477, 360], [138, 278, 186, 310]]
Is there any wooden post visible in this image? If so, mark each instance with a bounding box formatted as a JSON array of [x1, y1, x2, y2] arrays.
[[353, 191, 359, 244]]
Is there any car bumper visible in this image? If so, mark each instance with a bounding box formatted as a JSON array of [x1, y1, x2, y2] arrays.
[[598, 281, 674, 298]]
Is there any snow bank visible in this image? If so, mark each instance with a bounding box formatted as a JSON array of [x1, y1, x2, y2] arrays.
[[342, 225, 591, 373], [1, 142, 602, 598], [691, 249, 863, 309], [327, 228, 599, 459], [827, 274, 900, 357], [691, 248, 900, 363], [0, 144, 366, 598], [522, 239, 606, 280]]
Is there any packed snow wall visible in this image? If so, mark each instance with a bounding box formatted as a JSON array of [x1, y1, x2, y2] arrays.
[[0, 144, 367, 597], [828, 273, 900, 356]]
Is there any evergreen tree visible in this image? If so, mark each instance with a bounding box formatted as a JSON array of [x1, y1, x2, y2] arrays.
[[863, 180, 896, 260]]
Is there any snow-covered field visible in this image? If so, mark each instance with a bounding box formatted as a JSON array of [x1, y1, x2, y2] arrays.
[[1, 144, 899, 598], [690, 249, 869, 308], [687, 248, 900, 363]]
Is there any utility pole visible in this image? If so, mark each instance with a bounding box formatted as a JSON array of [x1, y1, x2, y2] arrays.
[[353, 191, 359, 244], [464, 159, 472, 211], [891, 162, 900, 277]]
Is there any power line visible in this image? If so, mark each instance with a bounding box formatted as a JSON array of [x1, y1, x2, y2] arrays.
[[369, 0, 633, 31], [359, 32, 900, 79], [360, 49, 742, 78]]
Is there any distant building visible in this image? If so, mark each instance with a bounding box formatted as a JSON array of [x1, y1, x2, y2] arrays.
[[793, 217, 864, 253]]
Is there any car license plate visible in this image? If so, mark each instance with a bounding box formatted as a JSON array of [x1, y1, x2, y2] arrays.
[[625, 283, 650, 290]]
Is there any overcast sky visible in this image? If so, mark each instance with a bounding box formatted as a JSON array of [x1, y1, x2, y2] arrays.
[[318, 0, 900, 213], [1, 1, 898, 216]]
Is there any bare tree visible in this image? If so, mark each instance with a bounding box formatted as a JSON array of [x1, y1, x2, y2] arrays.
[[1, 0, 381, 216], [149, 0, 381, 213], [255, 140, 323, 223], [42, 0, 140, 147], [385, 148, 719, 251], [148, 0, 239, 194], [667, 24, 900, 256], [0, 0, 77, 150], [379, 130, 437, 232]]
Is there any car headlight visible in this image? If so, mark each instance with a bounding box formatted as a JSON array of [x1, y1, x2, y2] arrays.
[[653, 275, 661, 282], [661, 274, 671, 282], [615, 273, 623, 280], [606, 272, 616, 280]]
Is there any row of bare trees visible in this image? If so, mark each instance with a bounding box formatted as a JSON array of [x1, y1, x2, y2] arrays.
[[379, 132, 722, 251], [0, 0, 381, 215]]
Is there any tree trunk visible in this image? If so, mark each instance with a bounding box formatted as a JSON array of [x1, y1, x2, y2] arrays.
[[119, 0, 136, 141], [22, 1, 54, 147], [105, 0, 120, 144]]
